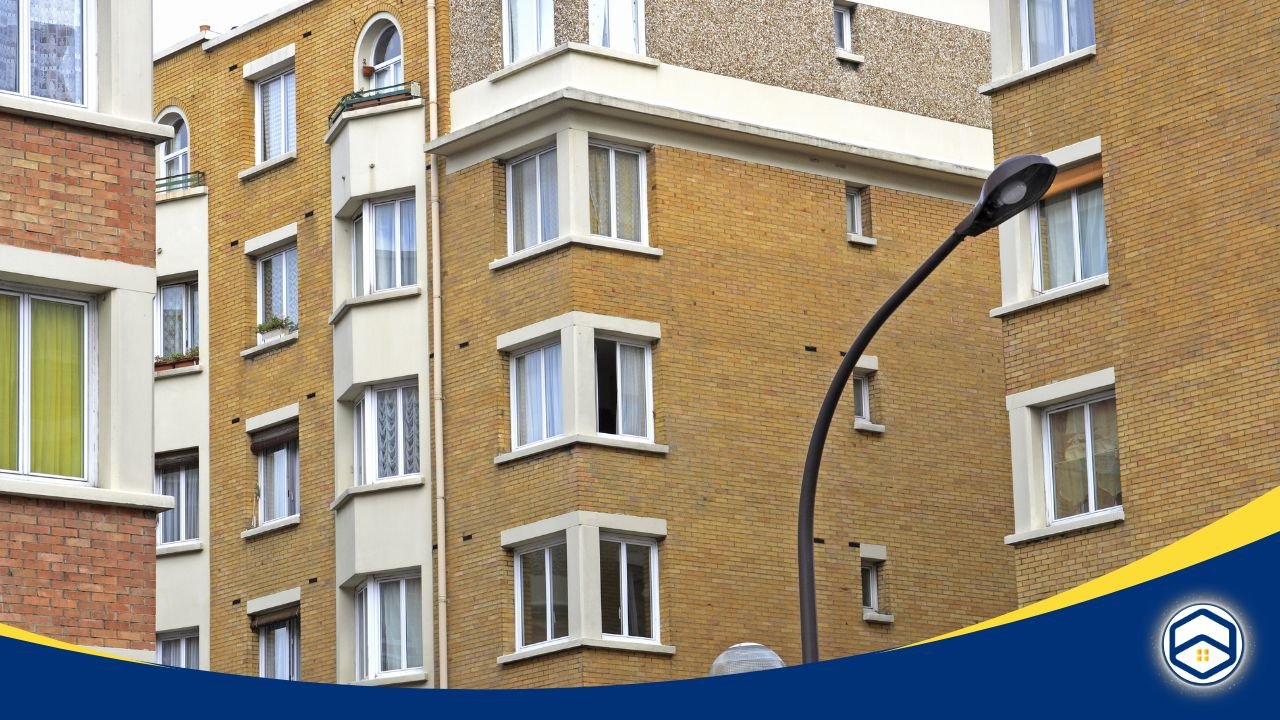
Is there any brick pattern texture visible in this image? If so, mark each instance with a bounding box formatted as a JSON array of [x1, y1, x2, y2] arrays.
[[990, 3, 1280, 604], [0, 496, 156, 650]]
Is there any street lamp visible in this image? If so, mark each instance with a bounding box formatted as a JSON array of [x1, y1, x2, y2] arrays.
[[709, 643, 786, 675], [797, 155, 1057, 664]]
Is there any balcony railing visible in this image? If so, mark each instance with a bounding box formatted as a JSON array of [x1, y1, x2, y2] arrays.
[[156, 171, 206, 194], [328, 81, 422, 126]]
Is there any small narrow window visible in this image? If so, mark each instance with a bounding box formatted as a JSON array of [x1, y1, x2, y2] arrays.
[[371, 25, 403, 89], [852, 375, 870, 422], [1023, 0, 1095, 68], [594, 337, 651, 439], [600, 536, 658, 640], [515, 541, 569, 648], [589, 0, 642, 54], [1045, 393, 1119, 521], [354, 382, 420, 485], [511, 342, 563, 448], [845, 189, 863, 236], [1032, 180, 1106, 292], [258, 245, 299, 336], [506, 0, 555, 65], [507, 146, 558, 253], [158, 631, 200, 669], [356, 575, 423, 679], [161, 116, 190, 178], [256, 69, 296, 162], [352, 197, 416, 296], [156, 280, 199, 358], [860, 561, 879, 610], [253, 426, 299, 524], [833, 4, 853, 52], [588, 143, 646, 243], [156, 454, 199, 544], [259, 617, 300, 680]]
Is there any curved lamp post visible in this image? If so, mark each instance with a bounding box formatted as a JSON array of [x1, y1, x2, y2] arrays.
[[797, 155, 1058, 664]]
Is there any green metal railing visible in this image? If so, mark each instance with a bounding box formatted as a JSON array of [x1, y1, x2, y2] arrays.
[[156, 171, 206, 193], [328, 81, 421, 126]]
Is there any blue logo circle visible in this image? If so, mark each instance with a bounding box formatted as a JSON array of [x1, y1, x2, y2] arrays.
[[1161, 603, 1244, 686]]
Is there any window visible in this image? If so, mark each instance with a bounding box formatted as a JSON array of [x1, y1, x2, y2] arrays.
[[156, 280, 198, 358], [507, 146, 558, 253], [256, 69, 296, 162], [156, 452, 198, 544], [860, 561, 879, 610], [356, 575, 423, 679], [845, 189, 863, 236], [594, 337, 651, 439], [1032, 180, 1105, 292], [259, 618, 299, 680], [370, 25, 402, 89], [252, 421, 299, 524], [1044, 393, 1119, 522], [158, 631, 199, 669], [1022, 0, 1094, 68], [511, 342, 563, 448], [257, 245, 298, 334], [833, 3, 853, 52], [161, 115, 190, 178], [600, 535, 657, 640], [589, 143, 646, 243], [514, 540, 569, 649], [589, 0, 642, 54], [353, 382, 420, 486], [0, 287, 90, 482], [352, 197, 416, 297], [505, 0, 554, 65], [0, 0, 89, 105], [852, 375, 870, 422]]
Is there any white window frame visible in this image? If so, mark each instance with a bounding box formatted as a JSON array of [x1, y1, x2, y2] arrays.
[[589, 0, 645, 55], [157, 630, 200, 668], [1042, 390, 1118, 523], [505, 144, 559, 255], [160, 116, 190, 178], [351, 197, 417, 297], [0, 0, 97, 109], [155, 462, 198, 545], [256, 440, 299, 525], [851, 374, 870, 422], [256, 244, 298, 335], [588, 141, 648, 244], [1029, 182, 1105, 293], [599, 533, 660, 642], [594, 335, 654, 442], [0, 283, 96, 485], [254, 68, 296, 163], [370, 25, 403, 89], [356, 573, 423, 679], [353, 381, 420, 486], [1019, 0, 1093, 70], [513, 536, 569, 650], [833, 3, 853, 52], [154, 279, 198, 357], [502, 0, 555, 66], [258, 617, 300, 680], [509, 341, 564, 450], [845, 188, 863, 236], [860, 561, 879, 610]]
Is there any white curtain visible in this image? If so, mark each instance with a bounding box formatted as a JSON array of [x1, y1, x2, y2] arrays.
[[1026, 0, 1063, 66], [510, 156, 539, 251], [260, 75, 284, 160], [351, 216, 364, 296], [262, 253, 284, 320], [1040, 194, 1075, 289], [1067, 0, 1095, 52], [376, 389, 399, 478], [0, 0, 17, 93], [353, 399, 365, 485], [538, 150, 558, 244], [30, 0, 83, 104], [399, 200, 417, 286], [618, 344, 647, 436], [589, 146, 611, 236], [590, 0, 638, 52], [509, 0, 553, 62], [403, 387, 420, 474], [159, 638, 180, 666], [284, 247, 298, 320], [184, 637, 199, 669], [515, 350, 543, 446], [282, 71, 296, 153], [158, 469, 181, 543], [1049, 405, 1089, 519], [542, 343, 562, 438], [160, 285, 186, 356], [614, 150, 641, 241], [379, 580, 403, 671], [405, 577, 423, 668], [1076, 183, 1107, 279], [374, 202, 396, 291], [183, 466, 199, 541]]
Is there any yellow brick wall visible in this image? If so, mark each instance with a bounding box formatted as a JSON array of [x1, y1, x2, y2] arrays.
[[990, 3, 1280, 603]]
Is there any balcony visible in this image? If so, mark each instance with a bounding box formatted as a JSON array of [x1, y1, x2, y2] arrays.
[[156, 171, 206, 194], [328, 81, 421, 126], [326, 82, 427, 218]]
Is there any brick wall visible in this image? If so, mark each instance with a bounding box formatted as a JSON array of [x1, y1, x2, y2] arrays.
[[0, 495, 156, 650], [0, 113, 155, 267]]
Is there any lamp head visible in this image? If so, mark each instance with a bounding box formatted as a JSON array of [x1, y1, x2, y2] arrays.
[[955, 154, 1057, 237]]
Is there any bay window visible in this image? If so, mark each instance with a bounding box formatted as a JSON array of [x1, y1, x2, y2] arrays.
[[511, 342, 563, 448], [1032, 179, 1106, 292], [594, 337, 651, 439], [507, 146, 558, 253], [0, 0, 89, 105], [1023, 0, 1094, 68], [600, 535, 657, 640], [353, 382, 420, 486], [352, 197, 416, 297], [589, 0, 642, 54], [356, 575, 423, 679], [588, 143, 645, 243], [256, 69, 296, 162], [505, 0, 554, 65], [1045, 392, 1119, 521], [156, 451, 199, 544], [515, 540, 569, 649], [156, 280, 198, 358]]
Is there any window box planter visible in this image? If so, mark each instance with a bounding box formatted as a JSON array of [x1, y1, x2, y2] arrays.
[[260, 327, 287, 344], [154, 357, 199, 372]]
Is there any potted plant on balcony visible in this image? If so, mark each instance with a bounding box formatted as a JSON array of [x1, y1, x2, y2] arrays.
[[154, 346, 200, 372], [256, 316, 297, 344]]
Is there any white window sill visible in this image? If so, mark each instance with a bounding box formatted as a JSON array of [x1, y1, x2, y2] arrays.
[[157, 539, 204, 557], [0, 91, 172, 140], [990, 274, 1109, 318], [157, 186, 209, 204], [1004, 507, 1124, 546], [240, 331, 299, 359], [863, 609, 895, 624], [847, 233, 877, 247], [330, 475, 425, 512], [241, 514, 301, 540], [854, 419, 886, 434], [238, 151, 297, 182], [836, 49, 866, 65], [349, 670, 429, 687], [980, 45, 1097, 95], [154, 364, 202, 380], [329, 286, 422, 325], [495, 434, 671, 465], [497, 636, 676, 665], [491, 42, 659, 84], [0, 476, 174, 511], [490, 235, 663, 271]]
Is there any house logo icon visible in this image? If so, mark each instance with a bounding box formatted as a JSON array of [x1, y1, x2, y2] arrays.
[[1161, 603, 1244, 686]]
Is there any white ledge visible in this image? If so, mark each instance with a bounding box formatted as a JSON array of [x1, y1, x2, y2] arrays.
[[246, 586, 301, 615], [490, 42, 659, 84], [863, 609, 895, 624], [836, 50, 866, 65], [0, 477, 174, 511], [1004, 508, 1124, 546], [331, 475, 425, 512], [157, 186, 208, 204], [854, 419, 886, 434], [244, 223, 299, 257], [154, 364, 202, 380], [245, 403, 300, 434], [980, 46, 1097, 95], [0, 93, 172, 141], [239, 152, 297, 181], [490, 235, 663, 271], [991, 274, 1109, 318], [349, 670, 429, 687], [329, 286, 422, 325], [325, 97, 424, 145], [240, 331, 299, 359], [497, 636, 675, 665], [241, 515, 301, 540], [157, 539, 204, 557], [495, 434, 670, 465], [501, 511, 667, 548], [847, 233, 877, 247]]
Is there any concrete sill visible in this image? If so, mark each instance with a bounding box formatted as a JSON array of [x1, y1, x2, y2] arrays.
[[836, 49, 866, 65], [325, 97, 424, 145], [241, 515, 301, 540], [1004, 508, 1124, 546], [498, 636, 676, 665], [157, 539, 204, 557], [0, 475, 174, 511], [980, 45, 1097, 95], [329, 286, 422, 325], [240, 332, 299, 360], [349, 670, 429, 687], [490, 235, 663, 271], [155, 364, 202, 380], [0, 92, 172, 140], [331, 475, 425, 512], [990, 274, 1108, 318], [238, 151, 297, 181], [847, 233, 877, 247], [855, 419, 886, 434], [863, 609, 895, 624], [495, 434, 670, 465], [157, 186, 209, 204], [489, 42, 659, 84]]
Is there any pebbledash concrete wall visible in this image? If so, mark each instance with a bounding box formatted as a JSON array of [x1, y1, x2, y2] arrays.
[[438, 145, 1016, 687], [449, 0, 992, 127], [988, 2, 1280, 604]]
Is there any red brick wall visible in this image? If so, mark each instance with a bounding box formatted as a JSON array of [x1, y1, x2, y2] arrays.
[[0, 112, 155, 267], [0, 495, 156, 650]]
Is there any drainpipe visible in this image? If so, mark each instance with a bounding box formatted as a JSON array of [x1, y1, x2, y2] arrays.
[[425, 0, 448, 690]]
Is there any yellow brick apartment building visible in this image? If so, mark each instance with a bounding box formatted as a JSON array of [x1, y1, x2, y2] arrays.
[[150, 0, 1023, 686]]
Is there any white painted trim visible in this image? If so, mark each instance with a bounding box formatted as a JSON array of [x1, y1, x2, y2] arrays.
[[349, 670, 429, 687], [854, 420, 886, 434], [1006, 368, 1115, 411], [157, 539, 204, 557], [501, 511, 667, 548], [1005, 507, 1124, 545], [859, 543, 888, 562], [156, 186, 209, 204], [847, 233, 877, 247], [245, 586, 301, 615], [240, 514, 301, 540], [980, 45, 1096, 95], [854, 355, 878, 373], [0, 244, 155, 294], [330, 475, 424, 512], [1045, 136, 1102, 167], [835, 50, 866, 65], [244, 403, 301, 434], [492, 43, 659, 85], [489, 234, 663, 271], [238, 151, 297, 182], [202, 1, 321, 51], [324, 98, 424, 145], [494, 433, 669, 465], [497, 636, 676, 664], [243, 224, 300, 258], [243, 45, 296, 81], [328, 286, 421, 326], [0, 477, 173, 511], [240, 331, 299, 359], [497, 312, 660, 352], [0, 93, 171, 140], [154, 365, 202, 380], [863, 609, 896, 624], [990, 274, 1108, 318]]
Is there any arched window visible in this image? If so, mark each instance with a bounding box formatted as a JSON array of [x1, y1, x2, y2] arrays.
[[160, 113, 189, 178], [370, 25, 403, 88]]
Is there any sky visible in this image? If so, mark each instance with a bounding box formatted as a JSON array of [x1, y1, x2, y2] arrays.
[[153, 0, 300, 53]]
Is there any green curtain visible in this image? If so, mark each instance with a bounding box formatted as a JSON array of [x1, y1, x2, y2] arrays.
[[0, 294, 16, 471], [30, 299, 84, 479]]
